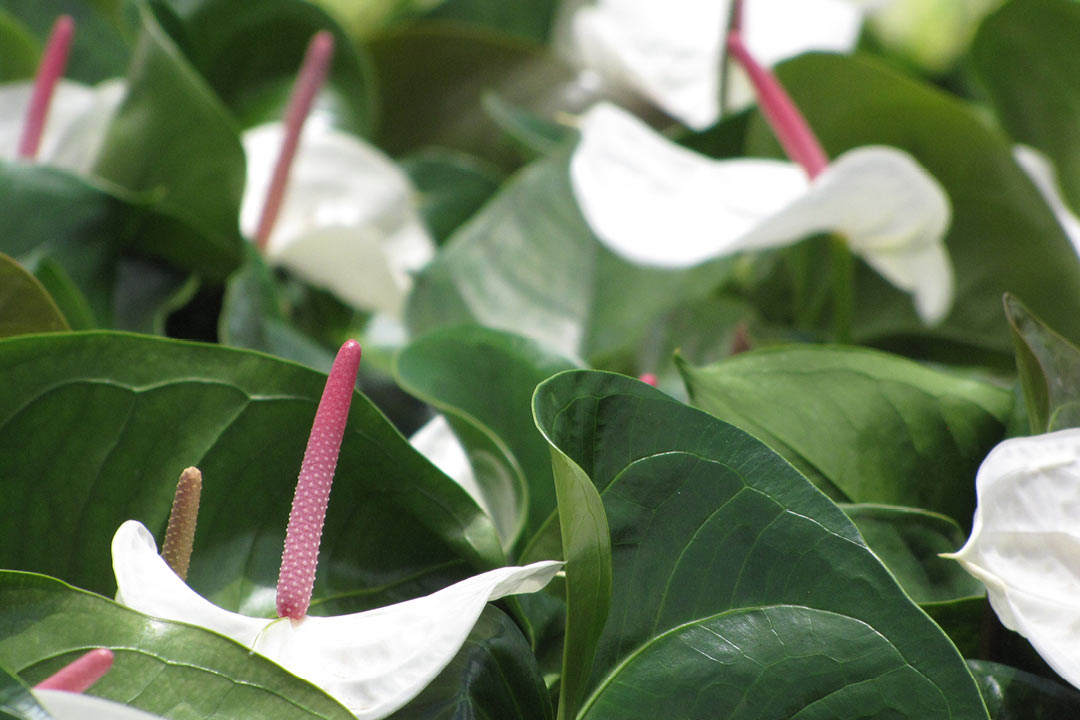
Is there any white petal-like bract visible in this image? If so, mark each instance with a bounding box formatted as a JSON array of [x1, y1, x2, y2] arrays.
[[240, 122, 435, 317], [0, 79, 124, 171], [34, 690, 165, 720], [948, 429, 1080, 690], [112, 520, 560, 719], [570, 102, 953, 323], [564, 0, 869, 128]]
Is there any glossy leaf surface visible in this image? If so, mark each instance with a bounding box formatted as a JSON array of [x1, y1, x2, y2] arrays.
[[0, 571, 352, 720], [532, 370, 989, 719], [0, 332, 502, 617], [679, 345, 1012, 521]]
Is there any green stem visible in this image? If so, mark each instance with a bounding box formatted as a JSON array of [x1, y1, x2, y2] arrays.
[[830, 235, 854, 344]]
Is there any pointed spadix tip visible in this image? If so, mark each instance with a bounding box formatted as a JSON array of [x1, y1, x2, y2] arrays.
[[33, 648, 114, 693]]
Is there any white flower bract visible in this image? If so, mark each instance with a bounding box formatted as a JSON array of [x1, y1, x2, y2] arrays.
[[0, 78, 124, 171], [564, 0, 869, 129], [33, 690, 166, 720], [240, 122, 435, 318], [948, 428, 1080, 691], [569, 102, 954, 324], [111, 520, 560, 719]]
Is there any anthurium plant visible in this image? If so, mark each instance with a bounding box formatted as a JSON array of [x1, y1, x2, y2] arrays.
[[5, 1, 1080, 719]]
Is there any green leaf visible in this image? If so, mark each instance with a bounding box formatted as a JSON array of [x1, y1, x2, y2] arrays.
[[367, 24, 578, 168], [0, 9, 38, 81], [396, 324, 579, 549], [172, 0, 374, 134], [532, 373, 612, 720], [387, 605, 554, 720], [969, 659, 1080, 719], [420, 0, 557, 43], [1004, 293, 1080, 433], [754, 52, 1080, 353], [677, 344, 1012, 521], [843, 503, 984, 604], [0, 161, 235, 328], [0, 0, 131, 83], [0, 332, 503, 616], [93, 4, 244, 269], [0, 662, 50, 720], [0, 252, 68, 338], [406, 149, 727, 368], [0, 571, 353, 720], [33, 260, 94, 332], [581, 606, 963, 720], [400, 148, 503, 244], [972, 0, 1080, 214], [532, 370, 989, 719]]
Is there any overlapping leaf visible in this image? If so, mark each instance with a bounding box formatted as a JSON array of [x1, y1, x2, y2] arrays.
[[0, 332, 502, 617], [678, 344, 1013, 522], [1004, 293, 1080, 433], [532, 370, 989, 719], [0, 571, 352, 720], [396, 325, 578, 549], [406, 149, 727, 368]]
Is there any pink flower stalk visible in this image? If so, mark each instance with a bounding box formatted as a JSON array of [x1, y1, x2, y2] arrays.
[[276, 339, 362, 620], [638, 373, 658, 386], [33, 648, 114, 693], [726, 27, 829, 178], [254, 30, 335, 252], [17, 15, 75, 160]]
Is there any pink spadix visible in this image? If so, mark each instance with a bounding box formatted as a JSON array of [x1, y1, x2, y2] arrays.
[[726, 20, 828, 178], [17, 15, 74, 160], [276, 339, 362, 620], [254, 30, 335, 252], [33, 648, 114, 693]]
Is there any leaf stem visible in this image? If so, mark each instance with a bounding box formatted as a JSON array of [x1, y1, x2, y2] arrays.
[[17, 15, 74, 160], [254, 30, 335, 252], [830, 235, 854, 344], [276, 339, 361, 620]]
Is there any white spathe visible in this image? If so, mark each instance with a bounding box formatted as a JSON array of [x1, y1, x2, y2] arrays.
[[239, 121, 435, 318], [569, 102, 953, 324], [112, 520, 560, 719], [1013, 144, 1080, 257], [0, 78, 124, 171], [565, 0, 870, 129], [34, 690, 165, 720], [947, 428, 1080, 691]]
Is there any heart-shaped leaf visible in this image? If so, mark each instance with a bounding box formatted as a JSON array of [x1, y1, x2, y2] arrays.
[[0, 571, 352, 720], [678, 344, 1013, 522], [532, 370, 989, 719], [0, 332, 503, 616]]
